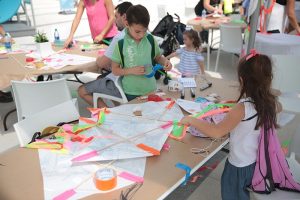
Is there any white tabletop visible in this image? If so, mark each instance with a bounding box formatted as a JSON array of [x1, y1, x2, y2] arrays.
[[254, 33, 300, 55]]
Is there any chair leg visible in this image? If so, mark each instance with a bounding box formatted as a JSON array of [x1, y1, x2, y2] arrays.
[[215, 48, 221, 72], [3, 109, 17, 131]]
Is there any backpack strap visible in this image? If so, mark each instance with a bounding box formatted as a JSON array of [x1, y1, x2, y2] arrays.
[[242, 113, 258, 122], [146, 34, 156, 66], [118, 34, 156, 67], [118, 39, 125, 68], [240, 100, 258, 122]]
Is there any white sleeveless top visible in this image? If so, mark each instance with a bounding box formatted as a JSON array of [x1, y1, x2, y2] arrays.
[[258, 2, 287, 33], [228, 98, 260, 167]]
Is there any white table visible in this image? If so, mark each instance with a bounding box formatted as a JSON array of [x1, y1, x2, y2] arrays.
[[254, 33, 300, 55]]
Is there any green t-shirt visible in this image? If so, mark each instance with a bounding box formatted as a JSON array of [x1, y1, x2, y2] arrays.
[[111, 29, 161, 96]]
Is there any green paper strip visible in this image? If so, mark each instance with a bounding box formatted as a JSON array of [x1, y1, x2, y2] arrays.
[[193, 103, 235, 118], [102, 39, 111, 45], [56, 137, 65, 144], [172, 121, 184, 137], [281, 140, 290, 148], [97, 111, 106, 124]]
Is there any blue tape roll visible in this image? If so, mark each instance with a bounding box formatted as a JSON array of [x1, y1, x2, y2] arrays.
[[144, 64, 164, 78], [175, 162, 191, 185]]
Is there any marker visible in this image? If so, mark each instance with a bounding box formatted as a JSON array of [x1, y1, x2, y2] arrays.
[[102, 39, 111, 45]]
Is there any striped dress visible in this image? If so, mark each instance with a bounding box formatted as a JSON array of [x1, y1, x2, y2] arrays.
[[176, 47, 204, 75]]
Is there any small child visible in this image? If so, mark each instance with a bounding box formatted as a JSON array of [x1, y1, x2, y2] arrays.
[[180, 51, 281, 200], [167, 29, 205, 77], [82, 5, 171, 108]]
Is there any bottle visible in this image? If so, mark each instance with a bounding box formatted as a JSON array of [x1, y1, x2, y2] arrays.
[[4, 33, 12, 52], [201, 10, 206, 19], [54, 28, 60, 41]]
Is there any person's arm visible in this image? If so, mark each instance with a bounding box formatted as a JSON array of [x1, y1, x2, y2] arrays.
[[166, 52, 178, 60], [218, 1, 224, 14], [96, 33, 123, 71], [111, 42, 146, 76], [111, 61, 146, 76], [96, 56, 112, 71], [286, 0, 300, 34], [0, 25, 14, 43], [203, 0, 221, 13], [0, 25, 5, 37], [0, 25, 5, 43], [64, 0, 85, 48], [94, 0, 116, 42], [154, 55, 172, 71], [180, 103, 245, 138], [198, 60, 205, 75]]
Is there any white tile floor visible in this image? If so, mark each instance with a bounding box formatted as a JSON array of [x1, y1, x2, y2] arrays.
[[0, 0, 242, 199]]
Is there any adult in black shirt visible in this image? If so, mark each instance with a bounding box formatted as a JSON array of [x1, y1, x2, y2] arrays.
[[194, 0, 223, 44], [194, 0, 223, 16]]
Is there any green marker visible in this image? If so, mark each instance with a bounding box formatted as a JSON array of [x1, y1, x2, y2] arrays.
[[102, 39, 111, 45]]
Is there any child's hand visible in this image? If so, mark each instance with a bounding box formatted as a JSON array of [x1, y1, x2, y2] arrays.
[[64, 36, 73, 48], [129, 66, 145, 75], [180, 116, 192, 126], [94, 34, 104, 43], [163, 60, 172, 71]]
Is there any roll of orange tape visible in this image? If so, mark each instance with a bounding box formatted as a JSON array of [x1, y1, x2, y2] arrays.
[[94, 168, 117, 191]]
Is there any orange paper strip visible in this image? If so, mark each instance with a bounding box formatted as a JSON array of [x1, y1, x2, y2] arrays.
[[137, 143, 160, 155]]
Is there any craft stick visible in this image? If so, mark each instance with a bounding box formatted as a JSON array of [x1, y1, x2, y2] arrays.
[[53, 160, 115, 200], [109, 111, 169, 122], [10, 54, 24, 67], [41, 49, 67, 61], [97, 126, 136, 145], [158, 101, 175, 121], [73, 123, 170, 161], [95, 162, 144, 183]]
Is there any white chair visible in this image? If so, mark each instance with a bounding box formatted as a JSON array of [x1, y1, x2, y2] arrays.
[[14, 100, 80, 146], [271, 55, 300, 112], [214, 23, 243, 72], [11, 78, 75, 121], [93, 75, 128, 108]]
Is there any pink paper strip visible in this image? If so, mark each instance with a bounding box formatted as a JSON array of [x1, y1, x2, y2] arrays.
[[72, 150, 99, 162], [53, 189, 76, 200], [160, 121, 173, 129], [62, 124, 73, 133], [163, 142, 170, 151], [119, 172, 144, 183]]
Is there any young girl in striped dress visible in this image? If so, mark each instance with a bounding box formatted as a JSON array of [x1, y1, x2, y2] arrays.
[[166, 29, 205, 77]]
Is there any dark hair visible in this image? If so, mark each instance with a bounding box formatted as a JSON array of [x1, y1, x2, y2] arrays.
[[126, 5, 150, 28], [183, 29, 201, 50], [115, 2, 133, 16], [237, 54, 278, 130]]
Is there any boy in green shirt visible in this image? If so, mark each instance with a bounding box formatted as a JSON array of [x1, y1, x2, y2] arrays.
[[94, 5, 172, 108]]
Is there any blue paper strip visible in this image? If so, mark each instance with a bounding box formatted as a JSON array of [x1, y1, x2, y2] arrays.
[[144, 64, 164, 78], [175, 162, 191, 185]]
